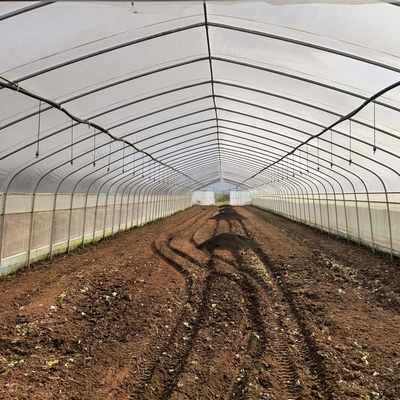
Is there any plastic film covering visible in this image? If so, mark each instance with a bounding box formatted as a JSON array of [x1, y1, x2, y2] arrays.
[[1, 1, 400, 274]]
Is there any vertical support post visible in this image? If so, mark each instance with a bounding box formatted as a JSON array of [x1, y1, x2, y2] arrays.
[[354, 192, 361, 245], [333, 190, 340, 238], [343, 192, 350, 243], [384, 190, 394, 260], [0, 192, 8, 266], [81, 193, 89, 247], [93, 190, 102, 243], [103, 191, 110, 239], [312, 192, 317, 229], [27, 192, 37, 267], [325, 190, 331, 236], [125, 188, 132, 231], [366, 191, 375, 253], [118, 190, 125, 233], [67, 193, 74, 253], [49, 192, 58, 259], [111, 191, 118, 235]]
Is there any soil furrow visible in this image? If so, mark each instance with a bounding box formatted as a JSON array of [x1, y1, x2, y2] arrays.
[[148, 208, 269, 398], [234, 210, 334, 398], [217, 215, 323, 398], [1, 205, 399, 400], [211, 253, 304, 399], [128, 208, 213, 397]]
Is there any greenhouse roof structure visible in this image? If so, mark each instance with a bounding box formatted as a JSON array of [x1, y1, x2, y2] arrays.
[[1, 0, 400, 195], [2, 0, 400, 274]]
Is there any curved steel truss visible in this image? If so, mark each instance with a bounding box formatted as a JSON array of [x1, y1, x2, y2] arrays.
[[1, 1, 400, 267]]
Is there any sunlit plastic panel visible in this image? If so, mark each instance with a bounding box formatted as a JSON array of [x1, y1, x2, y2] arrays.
[[1, 2, 205, 80]]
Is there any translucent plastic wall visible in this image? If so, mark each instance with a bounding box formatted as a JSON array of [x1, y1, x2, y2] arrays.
[[252, 191, 400, 258], [193, 191, 215, 205], [230, 190, 251, 206], [0, 191, 191, 276], [1, 1, 400, 271], [193, 189, 251, 205]]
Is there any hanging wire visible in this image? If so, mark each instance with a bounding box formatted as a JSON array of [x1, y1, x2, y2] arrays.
[[285, 156, 288, 179], [70, 120, 74, 165], [317, 137, 320, 170], [107, 137, 111, 172], [93, 127, 96, 167], [122, 143, 125, 173], [277, 163, 280, 182], [132, 136, 135, 176], [373, 100, 377, 154], [330, 129, 333, 168], [292, 153, 295, 177], [35, 100, 42, 158], [306, 144, 309, 173], [349, 119, 352, 165], [299, 149, 302, 174]]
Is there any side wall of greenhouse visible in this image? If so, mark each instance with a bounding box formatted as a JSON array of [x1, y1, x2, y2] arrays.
[[252, 192, 400, 258], [0, 192, 192, 276]]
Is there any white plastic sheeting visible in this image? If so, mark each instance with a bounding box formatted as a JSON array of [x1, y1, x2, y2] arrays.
[[1, 1, 400, 273], [194, 191, 215, 205]]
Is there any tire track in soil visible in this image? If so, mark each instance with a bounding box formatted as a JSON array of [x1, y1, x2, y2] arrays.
[[124, 207, 216, 398], [231, 208, 334, 399], [191, 212, 312, 399], [161, 271, 249, 399], [210, 254, 305, 398], [193, 206, 312, 398], [135, 205, 331, 399], [136, 210, 248, 398], [144, 208, 276, 399], [157, 214, 273, 399], [137, 211, 222, 398], [194, 209, 296, 398], [212, 257, 269, 400], [107, 216, 204, 397]]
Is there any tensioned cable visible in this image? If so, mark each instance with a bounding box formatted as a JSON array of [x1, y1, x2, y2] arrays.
[[36, 100, 41, 158], [241, 78, 400, 185], [3, 55, 400, 140], [0, 79, 203, 187], [373, 101, 377, 154], [215, 112, 400, 192], [1, 64, 398, 192], [16, 92, 394, 194], [214, 114, 400, 190], [3, 57, 400, 142]]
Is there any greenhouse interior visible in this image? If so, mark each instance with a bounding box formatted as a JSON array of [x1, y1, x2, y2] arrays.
[[2, 2, 400, 399], [1, 0, 400, 273]]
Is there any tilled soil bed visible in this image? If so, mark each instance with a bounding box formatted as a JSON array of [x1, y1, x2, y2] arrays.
[[0, 205, 399, 400]]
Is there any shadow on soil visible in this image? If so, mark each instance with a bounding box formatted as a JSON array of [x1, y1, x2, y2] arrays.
[[210, 205, 246, 221], [197, 233, 257, 253], [198, 206, 257, 253]]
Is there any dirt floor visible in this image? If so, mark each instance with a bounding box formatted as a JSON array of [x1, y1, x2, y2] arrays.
[[0, 205, 399, 400]]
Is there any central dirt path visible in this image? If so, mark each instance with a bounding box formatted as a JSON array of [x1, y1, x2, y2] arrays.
[[143, 206, 326, 399], [0, 205, 399, 399]]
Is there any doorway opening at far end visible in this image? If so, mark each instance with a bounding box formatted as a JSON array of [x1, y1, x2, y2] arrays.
[[193, 181, 251, 206]]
